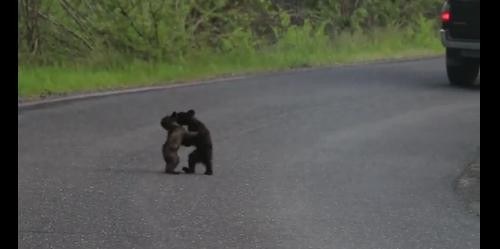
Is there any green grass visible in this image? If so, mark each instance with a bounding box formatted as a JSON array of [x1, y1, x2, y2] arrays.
[[18, 25, 444, 99]]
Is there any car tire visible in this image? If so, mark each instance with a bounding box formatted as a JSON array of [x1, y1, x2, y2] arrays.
[[446, 48, 480, 86]]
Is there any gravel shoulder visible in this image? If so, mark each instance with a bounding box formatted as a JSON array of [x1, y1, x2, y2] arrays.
[[455, 148, 480, 216]]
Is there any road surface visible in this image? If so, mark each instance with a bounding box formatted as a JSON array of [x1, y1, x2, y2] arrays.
[[18, 58, 480, 249]]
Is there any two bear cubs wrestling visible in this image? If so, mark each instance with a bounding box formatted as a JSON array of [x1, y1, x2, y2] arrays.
[[160, 110, 213, 175]]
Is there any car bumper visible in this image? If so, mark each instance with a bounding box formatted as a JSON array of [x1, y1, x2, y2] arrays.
[[440, 29, 480, 50]]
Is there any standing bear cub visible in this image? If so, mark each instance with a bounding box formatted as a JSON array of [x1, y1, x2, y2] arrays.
[[176, 110, 214, 175], [160, 112, 197, 174]]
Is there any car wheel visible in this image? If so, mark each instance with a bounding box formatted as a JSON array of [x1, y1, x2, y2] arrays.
[[446, 48, 480, 86]]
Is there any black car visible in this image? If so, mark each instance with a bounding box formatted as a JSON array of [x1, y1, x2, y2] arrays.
[[440, 0, 480, 86]]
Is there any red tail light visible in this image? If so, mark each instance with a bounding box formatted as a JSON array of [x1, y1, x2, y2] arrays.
[[441, 11, 451, 22]]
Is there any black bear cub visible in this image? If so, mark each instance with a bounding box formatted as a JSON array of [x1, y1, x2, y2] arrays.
[[176, 110, 214, 175], [160, 112, 196, 174]]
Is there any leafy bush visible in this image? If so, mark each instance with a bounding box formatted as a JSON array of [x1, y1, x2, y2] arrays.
[[19, 0, 443, 66]]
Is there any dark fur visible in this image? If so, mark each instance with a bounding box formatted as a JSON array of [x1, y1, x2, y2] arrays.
[[160, 112, 197, 174], [176, 110, 214, 175]]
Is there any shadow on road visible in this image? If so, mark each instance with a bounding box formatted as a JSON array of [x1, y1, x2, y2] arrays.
[[95, 168, 165, 175], [94, 167, 209, 176], [418, 79, 480, 91]]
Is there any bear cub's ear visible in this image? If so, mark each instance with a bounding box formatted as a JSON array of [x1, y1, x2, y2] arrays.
[[171, 111, 177, 117], [187, 109, 195, 117]]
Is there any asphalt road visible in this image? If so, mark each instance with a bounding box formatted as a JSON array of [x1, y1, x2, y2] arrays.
[[18, 58, 480, 249]]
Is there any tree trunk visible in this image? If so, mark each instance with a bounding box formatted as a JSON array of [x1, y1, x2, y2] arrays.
[[20, 0, 41, 55]]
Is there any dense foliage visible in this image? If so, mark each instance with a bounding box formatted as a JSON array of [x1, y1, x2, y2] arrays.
[[18, 0, 443, 66]]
